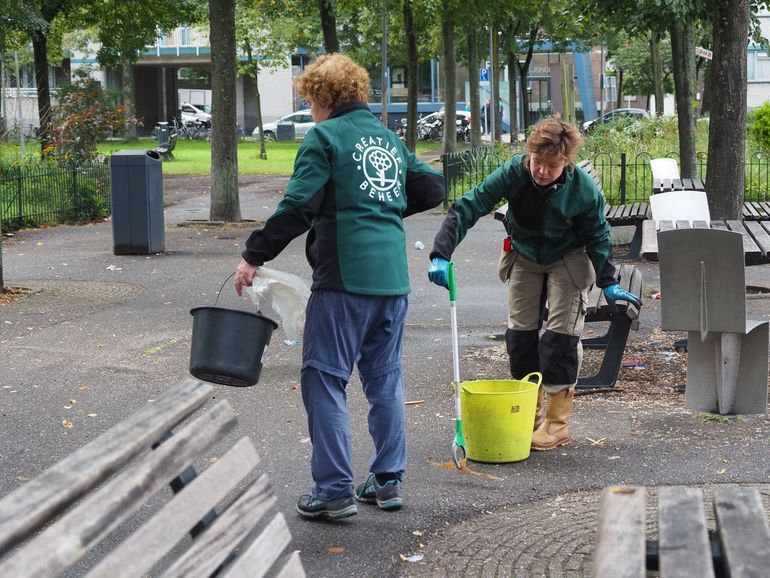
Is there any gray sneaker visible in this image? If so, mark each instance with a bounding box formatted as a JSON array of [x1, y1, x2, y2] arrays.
[[355, 473, 403, 510], [296, 494, 357, 520]]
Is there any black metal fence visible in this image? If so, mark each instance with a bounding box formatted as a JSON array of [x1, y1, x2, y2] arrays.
[[443, 148, 770, 205], [0, 161, 110, 232]]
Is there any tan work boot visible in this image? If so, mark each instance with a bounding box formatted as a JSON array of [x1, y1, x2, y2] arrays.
[[533, 386, 545, 431], [531, 388, 574, 451]]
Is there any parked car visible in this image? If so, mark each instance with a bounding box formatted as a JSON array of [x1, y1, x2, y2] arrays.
[[252, 110, 315, 140], [581, 107, 650, 132], [179, 102, 212, 127]]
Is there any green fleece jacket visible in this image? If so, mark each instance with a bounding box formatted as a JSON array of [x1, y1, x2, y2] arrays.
[[243, 102, 445, 295], [431, 153, 616, 287]]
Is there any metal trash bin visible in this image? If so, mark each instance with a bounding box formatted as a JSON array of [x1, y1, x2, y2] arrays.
[[109, 150, 165, 255], [156, 122, 170, 148], [275, 121, 295, 141]]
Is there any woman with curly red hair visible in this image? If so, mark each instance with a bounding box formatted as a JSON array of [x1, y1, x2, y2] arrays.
[[234, 54, 445, 520]]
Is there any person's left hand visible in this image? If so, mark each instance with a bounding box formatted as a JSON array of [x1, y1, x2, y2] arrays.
[[234, 259, 258, 296], [603, 283, 642, 307]]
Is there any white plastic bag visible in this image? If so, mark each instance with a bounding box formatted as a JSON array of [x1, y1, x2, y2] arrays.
[[244, 267, 311, 345]]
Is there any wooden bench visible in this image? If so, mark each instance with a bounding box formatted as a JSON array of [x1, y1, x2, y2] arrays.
[[0, 378, 305, 577], [155, 131, 177, 161], [493, 160, 650, 259], [593, 485, 770, 577]]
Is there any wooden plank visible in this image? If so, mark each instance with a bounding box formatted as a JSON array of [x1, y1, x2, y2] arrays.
[[592, 486, 646, 578], [743, 202, 760, 220], [494, 202, 507, 222], [220, 513, 293, 578], [710, 220, 729, 231], [658, 220, 675, 231], [657, 487, 715, 578], [161, 474, 277, 578], [713, 487, 770, 578], [85, 436, 261, 578], [675, 220, 692, 229], [273, 551, 307, 578], [759, 201, 770, 218], [585, 285, 603, 316], [641, 219, 659, 261], [0, 400, 238, 578], [0, 378, 212, 556], [691, 220, 709, 229], [743, 220, 770, 260], [724, 220, 761, 259]]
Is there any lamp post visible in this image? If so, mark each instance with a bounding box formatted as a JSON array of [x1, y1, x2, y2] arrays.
[[489, 27, 495, 142]]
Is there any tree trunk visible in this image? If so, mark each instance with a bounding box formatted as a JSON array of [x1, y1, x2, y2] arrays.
[[467, 29, 482, 148], [317, 0, 339, 53], [651, 31, 664, 116], [246, 42, 267, 160], [32, 33, 52, 153], [491, 27, 501, 142], [507, 47, 518, 139], [701, 58, 714, 116], [122, 59, 137, 141], [518, 32, 536, 131], [441, 8, 456, 154], [670, 19, 698, 178], [706, 0, 747, 220], [615, 68, 623, 109], [208, 0, 241, 222], [403, 0, 418, 151]]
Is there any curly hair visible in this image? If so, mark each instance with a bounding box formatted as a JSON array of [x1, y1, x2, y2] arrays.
[[526, 115, 583, 164], [294, 54, 371, 110]]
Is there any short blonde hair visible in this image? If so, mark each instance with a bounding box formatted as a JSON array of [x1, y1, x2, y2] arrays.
[[526, 115, 583, 164], [295, 54, 371, 110]]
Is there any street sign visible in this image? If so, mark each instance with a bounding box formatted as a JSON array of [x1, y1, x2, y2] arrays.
[[695, 46, 713, 60], [480, 68, 489, 84]]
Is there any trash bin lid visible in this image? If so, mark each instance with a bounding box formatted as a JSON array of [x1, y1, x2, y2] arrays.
[[110, 150, 161, 165]]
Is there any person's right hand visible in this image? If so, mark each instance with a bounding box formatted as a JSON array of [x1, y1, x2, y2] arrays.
[[428, 257, 450, 288], [234, 259, 258, 296]]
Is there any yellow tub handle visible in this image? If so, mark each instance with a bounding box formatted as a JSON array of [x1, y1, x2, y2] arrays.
[[521, 372, 543, 386]]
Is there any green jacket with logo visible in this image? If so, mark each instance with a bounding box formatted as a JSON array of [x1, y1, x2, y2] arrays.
[[431, 153, 616, 287], [243, 103, 445, 295]]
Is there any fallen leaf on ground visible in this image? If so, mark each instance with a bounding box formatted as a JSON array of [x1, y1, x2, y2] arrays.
[[412, 530, 423, 536], [427, 459, 504, 480], [400, 553, 424, 563], [328, 546, 345, 554], [405, 400, 425, 406], [62, 420, 74, 429]]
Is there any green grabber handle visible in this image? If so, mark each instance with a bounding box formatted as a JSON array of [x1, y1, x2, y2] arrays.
[[448, 261, 466, 466]]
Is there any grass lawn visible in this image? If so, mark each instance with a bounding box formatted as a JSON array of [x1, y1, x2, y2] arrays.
[[95, 138, 443, 176]]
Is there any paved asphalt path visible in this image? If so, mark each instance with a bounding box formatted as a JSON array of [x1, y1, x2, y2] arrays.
[[2, 174, 770, 577]]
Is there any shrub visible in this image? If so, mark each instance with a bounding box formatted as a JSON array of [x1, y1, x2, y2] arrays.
[[748, 102, 770, 150], [46, 70, 138, 163]]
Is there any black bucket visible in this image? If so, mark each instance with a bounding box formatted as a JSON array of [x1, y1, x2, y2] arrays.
[[189, 275, 279, 387]]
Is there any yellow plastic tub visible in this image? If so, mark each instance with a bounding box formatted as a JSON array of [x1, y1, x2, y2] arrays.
[[460, 372, 542, 463]]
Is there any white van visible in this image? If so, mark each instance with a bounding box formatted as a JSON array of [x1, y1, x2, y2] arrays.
[[180, 103, 212, 126]]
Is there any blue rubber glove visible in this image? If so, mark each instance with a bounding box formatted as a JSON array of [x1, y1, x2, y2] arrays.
[[428, 257, 450, 288], [603, 283, 642, 307]]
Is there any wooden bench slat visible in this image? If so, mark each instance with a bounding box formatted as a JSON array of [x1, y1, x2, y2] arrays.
[[592, 486, 646, 578], [0, 399, 238, 577], [161, 474, 277, 578], [0, 378, 213, 556], [641, 219, 658, 260], [658, 488, 715, 578], [725, 220, 762, 257], [272, 551, 307, 578], [220, 513, 293, 578], [713, 487, 770, 577], [743, 220, 770, 258], [86, 436, 261, 578]]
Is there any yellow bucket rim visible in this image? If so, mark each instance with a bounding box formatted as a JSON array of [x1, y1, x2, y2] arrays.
[[459, 372, 542, 395]]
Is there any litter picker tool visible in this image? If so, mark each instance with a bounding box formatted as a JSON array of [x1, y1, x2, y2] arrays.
[[447, 262, 466, 468]]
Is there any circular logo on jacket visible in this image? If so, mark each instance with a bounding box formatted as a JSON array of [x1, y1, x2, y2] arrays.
[[362, 147, 399, 192]]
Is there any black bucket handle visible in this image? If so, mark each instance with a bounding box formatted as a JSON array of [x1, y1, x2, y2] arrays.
[[214, 271, 237, 307]]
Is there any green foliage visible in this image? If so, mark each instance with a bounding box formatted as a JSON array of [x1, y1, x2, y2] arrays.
[[699, 412, 742, 425], [612, 33, 675, 97], [46, 71, 137, 162], [747, 102, 770, 150]]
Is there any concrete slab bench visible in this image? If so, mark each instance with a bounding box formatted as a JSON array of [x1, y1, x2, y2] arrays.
[[0, 378, 305, 577]]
